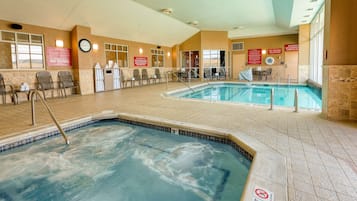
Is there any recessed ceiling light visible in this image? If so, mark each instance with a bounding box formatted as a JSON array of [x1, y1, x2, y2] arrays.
[[187, 21, 199, 26], [310, 0, 318, 2], [233, 26, 245, 30], [301, 20, 307, 23], [161, 8, 173, 15], [304, 15, 310, 17], [306, 8, 314, 11]]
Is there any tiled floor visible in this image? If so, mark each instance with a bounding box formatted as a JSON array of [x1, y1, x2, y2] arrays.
[[0, 82, 356, 201]]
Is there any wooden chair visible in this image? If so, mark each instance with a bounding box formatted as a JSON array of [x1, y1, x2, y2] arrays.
[[36, 71, 55, 99], [0, 73, 15, 104], [58, 71, 79, 97]]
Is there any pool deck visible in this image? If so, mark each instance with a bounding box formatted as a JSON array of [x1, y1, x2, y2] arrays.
[[0, 81, 356, 201]]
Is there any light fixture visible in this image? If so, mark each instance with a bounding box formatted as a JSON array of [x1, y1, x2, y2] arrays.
[[306, 8, 313, 11], [161, 8, 173, 15], [304, 15, 310, 18], [262, 49, 267, 55], [92, 43, 99, 50], [167, 52, 171, 57], [187, 21, 199, 26], [55, 40, 64, 47], [139, 48, 143, 54]]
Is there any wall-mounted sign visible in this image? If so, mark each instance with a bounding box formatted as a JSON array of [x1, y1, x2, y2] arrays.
[[248, 49, 262, 64], [46, 47, 72, 67], [285, 44, 299, 51], [268, 48, 282, 54], [134, 56, 148, 67]]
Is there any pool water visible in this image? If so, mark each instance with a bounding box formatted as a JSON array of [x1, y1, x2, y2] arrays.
[[0, 120, 251, 201], [174, 83, 321, 110]]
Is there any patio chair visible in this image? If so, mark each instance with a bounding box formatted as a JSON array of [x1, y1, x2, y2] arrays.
[[36, 71, 55, 99], [263, 68, 272, 81], [141, 69, 150, 85], [154, 68, 162, 83], [0, 73, 15, 104], [204, 68, 212, 80], [58, 71, 78, 97], [218, 68, 226, 80], [133, 69, 142, 86]]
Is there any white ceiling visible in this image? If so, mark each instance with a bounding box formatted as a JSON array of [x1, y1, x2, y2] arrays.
[[0, 0, 324, 47]]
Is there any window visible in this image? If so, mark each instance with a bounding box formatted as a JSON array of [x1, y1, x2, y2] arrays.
[[104, 43, 128, 67], [309, 5, 324, 85], [203, 50, 225, 68], [151, 49, 164, 67], [0, 30, 44, 69]]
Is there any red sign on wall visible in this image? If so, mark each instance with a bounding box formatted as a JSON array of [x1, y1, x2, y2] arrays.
[[134, 56, 148, 67], [46, 47, 72, 67], [285, 44, 299, 51], [268, 48, 282, 54], [248, 49, 262, 64]]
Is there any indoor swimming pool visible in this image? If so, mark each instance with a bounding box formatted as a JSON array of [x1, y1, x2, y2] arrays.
[[0, 119, 251, 201], [170, 83, 322, 110]]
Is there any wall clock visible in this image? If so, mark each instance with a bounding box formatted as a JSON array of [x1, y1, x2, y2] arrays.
[[78, 38, 91, 52]]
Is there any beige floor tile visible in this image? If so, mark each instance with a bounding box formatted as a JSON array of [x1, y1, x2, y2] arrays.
[[0, 82, 356, 201]]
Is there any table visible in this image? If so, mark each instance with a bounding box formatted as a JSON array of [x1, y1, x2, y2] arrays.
[[13, 89, 31, 104]]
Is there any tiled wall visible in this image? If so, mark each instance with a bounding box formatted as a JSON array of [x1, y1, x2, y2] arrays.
[[323, 65, 357, 120], [298, 64, 309, 83]]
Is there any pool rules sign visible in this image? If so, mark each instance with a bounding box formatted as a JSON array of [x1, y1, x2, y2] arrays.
[[253, 186, 274, 201]]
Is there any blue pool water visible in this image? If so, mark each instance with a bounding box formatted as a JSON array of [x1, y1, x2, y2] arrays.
[[0, 120, 251, 201], [173, 83, 321, 110]]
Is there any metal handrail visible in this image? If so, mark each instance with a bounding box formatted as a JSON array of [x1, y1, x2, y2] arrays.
[[166, 71, 196, 92], [30, 90, 69, 145]]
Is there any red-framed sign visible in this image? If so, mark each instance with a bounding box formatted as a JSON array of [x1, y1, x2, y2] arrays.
[[268, 48, 282, 54], [134, 56, 148, 67], [46, 47, 72, 67], [248, 49, 262, 64], [285, 44, 299, 51]]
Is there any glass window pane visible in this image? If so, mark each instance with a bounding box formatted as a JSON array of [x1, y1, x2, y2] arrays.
[[1, 31, 15, 41], [18, 54, 30, 68], [30, 45, 42, 54], [17, 44, 30, 54], [111, 45, 117, 50], [31, 35, 43, 44], [104, 44, 110, 50], [31, 54, 43, 68], [17, 33, 29, 43], [123, 46, 128, 51]]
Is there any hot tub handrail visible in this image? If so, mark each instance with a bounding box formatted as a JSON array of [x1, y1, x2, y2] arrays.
[[30, 89, 69, 145]]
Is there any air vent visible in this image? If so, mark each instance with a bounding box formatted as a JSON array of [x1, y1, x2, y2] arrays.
[[232, 42, 244, 51]]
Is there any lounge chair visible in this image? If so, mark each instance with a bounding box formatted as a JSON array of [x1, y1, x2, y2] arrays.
[[36, 71, 55, 99], [0, 73, 15, 104], [58, 71, 78, 97], [133, 69, 142, 86]]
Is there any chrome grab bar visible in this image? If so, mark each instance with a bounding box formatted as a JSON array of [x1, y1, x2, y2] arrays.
[[30, 90, 69, 145]]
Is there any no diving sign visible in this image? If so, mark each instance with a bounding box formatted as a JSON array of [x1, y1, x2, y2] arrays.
[[253, 186, 273, 201]]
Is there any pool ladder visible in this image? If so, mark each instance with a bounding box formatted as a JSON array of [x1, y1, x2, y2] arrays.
[[269, 88, 299, 112], [30, 90, 69, 145], [166, 71, 196, 92]]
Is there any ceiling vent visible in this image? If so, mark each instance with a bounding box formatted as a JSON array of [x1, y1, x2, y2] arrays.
[[232, 42, 244, 51]]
